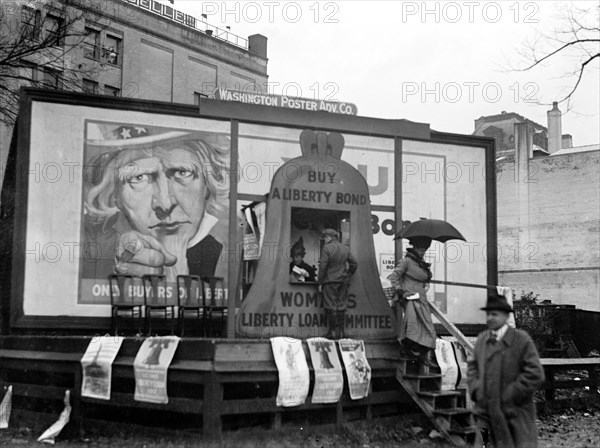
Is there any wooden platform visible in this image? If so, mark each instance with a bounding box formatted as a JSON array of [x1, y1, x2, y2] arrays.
[[0, 336, 415, 437], [539, 357, 600, 408]]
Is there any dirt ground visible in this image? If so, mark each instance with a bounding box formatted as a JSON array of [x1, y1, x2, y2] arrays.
[[537, 406, 600, 448], [1, 405, 600, 448]]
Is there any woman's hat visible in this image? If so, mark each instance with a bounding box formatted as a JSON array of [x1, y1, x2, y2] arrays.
[[481, 293, 513, 312], [408, 236, 432, 249], [290, 237, 306, 257]]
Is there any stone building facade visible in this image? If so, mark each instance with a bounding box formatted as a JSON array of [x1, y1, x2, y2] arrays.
[[474, 105, 600, 311], [0, 0, 269, 188]]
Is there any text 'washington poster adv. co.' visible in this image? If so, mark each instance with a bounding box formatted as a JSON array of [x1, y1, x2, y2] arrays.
[[307, 337, 344, 404], [271, 337, 310, 407]]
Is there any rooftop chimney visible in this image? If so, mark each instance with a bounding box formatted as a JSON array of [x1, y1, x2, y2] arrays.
[[248, 34, 268, 59], [562, 134, 573, 149], [547, 101, 562, 154]]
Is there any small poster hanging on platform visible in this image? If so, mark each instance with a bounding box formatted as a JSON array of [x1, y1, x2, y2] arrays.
[[307, 338, 343, 404], [338, 339, 371, 400], [435, 338, 459, 391], [442, 336, 474, 409], [270, 337, 310, 407], [0, 385, 12, 429], [253, 202, 266, 249], [134, 336, 180, 404], [80, 336, 124, 400], [243, 207, 260, 261]]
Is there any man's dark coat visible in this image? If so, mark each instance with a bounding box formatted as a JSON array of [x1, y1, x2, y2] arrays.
[[467, 327, 545, 448]]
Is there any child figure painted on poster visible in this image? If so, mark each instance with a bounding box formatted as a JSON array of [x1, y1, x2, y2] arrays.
[[348, 353, 370, 384]]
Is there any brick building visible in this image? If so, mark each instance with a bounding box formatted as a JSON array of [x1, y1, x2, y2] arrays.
[[0, 0, 269, 188], [474, 104, 600, 311]]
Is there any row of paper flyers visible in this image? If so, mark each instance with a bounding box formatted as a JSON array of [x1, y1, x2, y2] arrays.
[[0, 335, 472, 442]]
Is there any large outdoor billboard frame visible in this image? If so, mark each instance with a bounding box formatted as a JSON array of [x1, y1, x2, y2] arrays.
[[0, 88, 496, 334]]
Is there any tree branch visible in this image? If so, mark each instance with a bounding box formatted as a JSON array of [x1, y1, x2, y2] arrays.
[[508, 3, 599, 106], [0, 0, 114, 126], [558, 53, 600, 103], [517, 39, 600, 71]]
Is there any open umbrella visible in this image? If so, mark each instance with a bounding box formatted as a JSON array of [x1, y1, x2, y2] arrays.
[[394, 218, 466, 242]]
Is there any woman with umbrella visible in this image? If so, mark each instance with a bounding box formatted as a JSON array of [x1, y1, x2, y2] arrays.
[[388, 219, 465, 367], [388, 236, 436, 367]]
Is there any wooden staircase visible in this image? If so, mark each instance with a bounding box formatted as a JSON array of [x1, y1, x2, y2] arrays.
[[395, 355, 481, 447]]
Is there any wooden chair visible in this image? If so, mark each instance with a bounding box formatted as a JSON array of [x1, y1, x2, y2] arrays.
[[176, 275, 205, 337], [202, 276, 227, 338], [109, 274, 144, 336], [142, 274, 176, 336]]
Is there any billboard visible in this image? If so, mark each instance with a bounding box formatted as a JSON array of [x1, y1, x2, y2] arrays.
[[16, 100, 231, 318], [1, 89, 495, 331], [235, 123, 490, 322], [80, 120, 230, 306]]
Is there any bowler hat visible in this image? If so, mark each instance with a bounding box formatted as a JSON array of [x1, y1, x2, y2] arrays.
[[481, 293, 513, 312], [321, 228, 338, 239]]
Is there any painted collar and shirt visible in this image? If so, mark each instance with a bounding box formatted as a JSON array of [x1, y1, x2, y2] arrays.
[[82, 212, 223, 280]]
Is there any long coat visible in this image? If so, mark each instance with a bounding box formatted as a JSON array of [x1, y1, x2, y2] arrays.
[[318, 239, 358, 311], [467, 327, 545, 448], [387, 252, 435, 349], [317, 240, 357, 284]]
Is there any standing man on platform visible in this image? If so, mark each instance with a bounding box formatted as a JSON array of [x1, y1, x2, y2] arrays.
[[318, 228, 358, 339], [467, 293, 545, 448]]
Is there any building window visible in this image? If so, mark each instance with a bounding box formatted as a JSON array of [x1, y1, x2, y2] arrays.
[[19, 63, 35, 81], [39, 67, 61, 88], [104, 85, 121, 97], [83, 27, 100, 60], [44, 14, 64, 47], [21, 6, 41, 41], [193, 91, 208, 105], [102, 35, 122, 65], [82, 79, 98, 94]]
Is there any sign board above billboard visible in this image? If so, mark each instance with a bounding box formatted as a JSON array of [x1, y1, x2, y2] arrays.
[[214, 88, 358, 115]]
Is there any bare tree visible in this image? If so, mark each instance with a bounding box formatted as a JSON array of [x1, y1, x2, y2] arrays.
[[514, 3, 599, 108], [0, 0, 113, 126]]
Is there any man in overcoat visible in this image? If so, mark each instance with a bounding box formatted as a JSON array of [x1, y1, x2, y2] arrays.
[[467, 293, 545, 448], [318, 228, 358, 339]]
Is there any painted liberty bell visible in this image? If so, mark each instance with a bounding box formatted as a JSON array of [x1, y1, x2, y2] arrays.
[[236, 130, 397, 339]]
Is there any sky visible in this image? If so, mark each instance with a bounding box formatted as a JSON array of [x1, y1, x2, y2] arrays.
[[172, 0, 599, 146]]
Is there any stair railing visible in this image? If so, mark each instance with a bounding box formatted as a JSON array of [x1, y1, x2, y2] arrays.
[[429, 301, 474, 355], [428, 279, 502, 356]]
